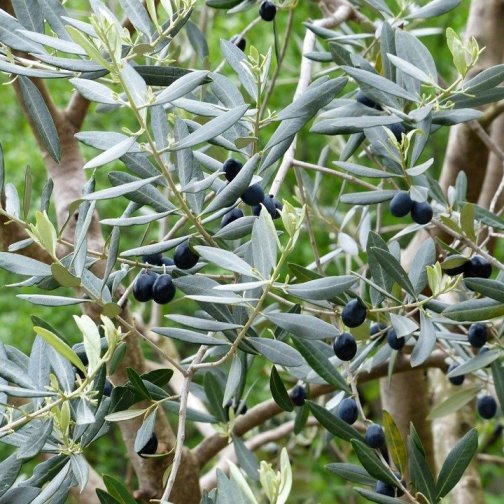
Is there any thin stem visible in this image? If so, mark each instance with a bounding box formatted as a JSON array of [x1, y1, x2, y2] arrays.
[[160, 345, 207, 502], [259, 9, 295, 118], [117, 315, 187, 376], [292, 160, 377, 190]]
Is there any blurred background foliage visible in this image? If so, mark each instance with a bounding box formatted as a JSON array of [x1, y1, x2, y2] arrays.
[[1, 1, 501, 502]]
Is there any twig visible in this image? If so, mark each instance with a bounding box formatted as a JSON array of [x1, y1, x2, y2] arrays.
[[160, 346, 207, 503], [433, 218, 504, 271], [269, 4, 354, 196], [193, 351, 447, 466], [292, 159, 378, 190], [116, 315, 187, 376]]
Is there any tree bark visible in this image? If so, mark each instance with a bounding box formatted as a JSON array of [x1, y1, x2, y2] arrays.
[[439, 0, 504, 199]]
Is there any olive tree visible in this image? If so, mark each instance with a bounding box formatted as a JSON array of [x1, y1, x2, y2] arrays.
[[0, 0, 502, 503]]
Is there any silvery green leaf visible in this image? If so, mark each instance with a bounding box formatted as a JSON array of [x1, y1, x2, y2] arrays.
[[30, 460, 71, 504], [214, 280, 268, 292], [186, 295, 257, 305], [277, 78, 347, 121], [18, 76, 60, 162], [185, 118, 241, 152], [213, 216, 256, 239], [7, 238, 33, 253], [17, 295, 88, 306], [0, 252, 51, 276], [304, 51, 332, 62], [121, 152, 163, 181], [387, 54, 432, 84], [83, 135, 138, 169], [82, 268, 112, 303], [100, 210, 173, 227], [0, 358, 35, 389], [435, 428, 477, 499], [12, 0, 43, 32], [108, 172, 175, 212], [443, 298, 504, 322], [76, 398, 95, 425], [154, 70, 210, 105], [204, 154, 259, 214], [364, 0, 393, 15], [45, 344, 75, 394], [448, 350, 501, 377], [427, 386, 480, 420], [40, 0, 72, 40], [312, 115, 403, 135], [16, 419, 53, 460], [211, 72, 245, 108], [28, 337, 50, 406], [174, 118, 204, 211], [395, 30, 437, 83], [133, 410, 157, 452], [194, 245, 256, 277], [380, 22, 396, 81], [0, 10, 44, 53], [0, 453, 22, 497], [173, 105, 248, 150], [370, 247, 417, 297], [182, 171, 221, 193], [172, 98, 224, 117], [18, 29, 85, 54], [406, 158, 434, 176], [432, 109, 482, 125], [464, 64, 504, 93], [450, 87, 504, 109], [410, 311, 436, 367], [36, 53, 101, 72], [82, 175, 160, 200], [75, 131, 141, 152], [0, 384, 56, 397], [251, 207, 277, 279], [341, 190, 396, 205], [70, 454, 89, 492], [463, 278, 504, 303], [408, 238, 436, 294], [390, 313, 418, 338], [260, 136, 294, 172], [193, 151, 223, 172], [120, 63, 147, 109], [220, 39, 257, 101], [174, 275, 234, 323], [186, 20, 209, 62], [286, 276, 356, 301], [70, 78, 117, 104], [165, 314, 241, 331], [407, 0, 461, 19], [5, 183, 20, 219], [248, 338, 303, 367], [120, 236, 187, 257], [119, 0, 152, 38], [334, 161, 399, 178], [265, 313, 338, 340], [342, 66, 419, 102], [223, 355, 242, 406], [0, 486, 41, 503], [153, 327, 230, 346], [232, 435, 260, 482]]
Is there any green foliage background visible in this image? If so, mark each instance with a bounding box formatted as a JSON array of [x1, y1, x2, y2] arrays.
[[0, 1, 501, 502]]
